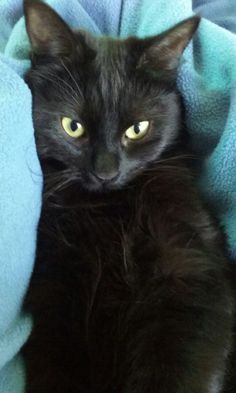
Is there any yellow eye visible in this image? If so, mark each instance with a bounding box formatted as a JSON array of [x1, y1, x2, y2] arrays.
[[125, 121, 149, 140], [61, 117, 85, 138]]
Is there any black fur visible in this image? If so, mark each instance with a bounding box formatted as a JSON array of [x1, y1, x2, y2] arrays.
[[23, 1, 235, 392]]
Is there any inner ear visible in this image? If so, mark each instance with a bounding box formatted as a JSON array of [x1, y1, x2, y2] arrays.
[[24, 0, 75, 57], [138, 16, 200, 75]]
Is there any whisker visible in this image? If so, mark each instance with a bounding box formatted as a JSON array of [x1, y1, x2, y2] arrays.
[[45, 70, 81, 100], [60, 59, 83, 99], [43, 171, 80, 201], [31, 69, 81, 107]]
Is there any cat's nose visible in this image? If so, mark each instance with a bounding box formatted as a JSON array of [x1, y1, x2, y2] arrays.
[[94, 169, 118, 181], [93, 152, 119, 182]]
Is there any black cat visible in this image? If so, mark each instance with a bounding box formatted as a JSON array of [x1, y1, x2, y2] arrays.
[[23, 1, 235, 392]]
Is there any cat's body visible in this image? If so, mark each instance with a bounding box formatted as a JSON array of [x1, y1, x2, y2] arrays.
[[23, 1, 235, 392], [24, 157, 234, 393]]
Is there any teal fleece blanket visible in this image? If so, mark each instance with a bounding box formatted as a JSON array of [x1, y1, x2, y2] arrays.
[[0, 0, 236, 391]]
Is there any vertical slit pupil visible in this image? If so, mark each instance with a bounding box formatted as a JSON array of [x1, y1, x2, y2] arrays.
[[70, 120, 78, 131], [134, 123, 140, 134]]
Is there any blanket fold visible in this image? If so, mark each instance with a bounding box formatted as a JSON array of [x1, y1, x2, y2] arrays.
[[0, 0, 235, 391]]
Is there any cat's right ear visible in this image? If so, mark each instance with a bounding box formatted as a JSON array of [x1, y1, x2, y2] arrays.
[[24, 0, 75, 57]]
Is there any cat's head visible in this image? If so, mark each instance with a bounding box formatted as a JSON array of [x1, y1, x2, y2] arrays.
[[24, 0, 200, 192]]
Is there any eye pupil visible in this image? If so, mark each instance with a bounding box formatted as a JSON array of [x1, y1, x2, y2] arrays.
[[134, 123, 140, 134], [70, 120, 78, 132]]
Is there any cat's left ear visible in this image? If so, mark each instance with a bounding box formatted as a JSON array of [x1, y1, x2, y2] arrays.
[[24, 0, 75, 57], [138, 16, 200, 76]]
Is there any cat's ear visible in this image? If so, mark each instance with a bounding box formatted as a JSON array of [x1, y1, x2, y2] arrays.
[[24, 0, 75, 57], [138, 16, 200, 76]]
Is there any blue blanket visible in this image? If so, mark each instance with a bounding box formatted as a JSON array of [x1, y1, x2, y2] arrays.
[[0, 0, 236, 391]]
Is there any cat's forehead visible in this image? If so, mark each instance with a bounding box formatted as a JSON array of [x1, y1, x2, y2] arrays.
[[94, 37, 132, 84], [78, 36, 135, 110], [96, 37, 128, 63]]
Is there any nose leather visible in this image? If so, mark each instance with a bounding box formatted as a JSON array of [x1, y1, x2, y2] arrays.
[[93, 152, 119, 181]]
